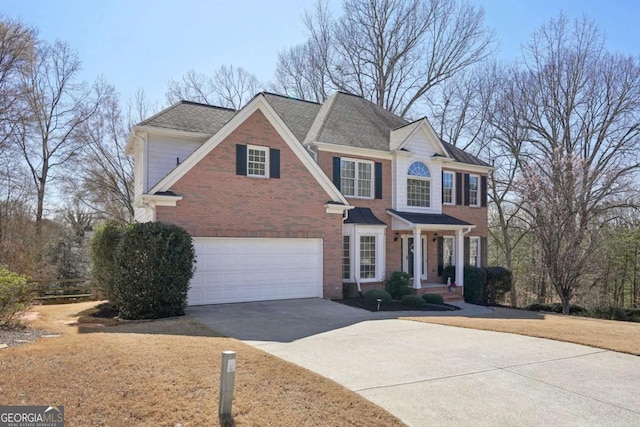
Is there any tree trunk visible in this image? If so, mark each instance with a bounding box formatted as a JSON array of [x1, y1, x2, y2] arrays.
[[561, 293, 570, 315]]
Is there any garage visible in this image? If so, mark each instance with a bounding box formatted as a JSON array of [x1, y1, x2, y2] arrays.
[[188, 237, 323, 305]]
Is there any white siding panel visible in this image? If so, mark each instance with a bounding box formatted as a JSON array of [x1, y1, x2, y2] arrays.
[[146, 134, 205, 191], [189, 238, 323, 305], [395, 130, 442, 214]]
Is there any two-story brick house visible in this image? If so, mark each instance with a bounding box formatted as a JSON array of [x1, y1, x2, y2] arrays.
[[125, 91, 491, 305]]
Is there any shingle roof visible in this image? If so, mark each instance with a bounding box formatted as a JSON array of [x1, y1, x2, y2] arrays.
[[262, 92, 321, 143], [305, 92, 407, 151], [387, 209, 472, 226], [137, 93, 489, 167], [344, 207, 386, 225], [137, 101, 236, 134]]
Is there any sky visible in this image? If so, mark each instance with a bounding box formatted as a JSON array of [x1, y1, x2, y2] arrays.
[[3, 0, 640, 111]]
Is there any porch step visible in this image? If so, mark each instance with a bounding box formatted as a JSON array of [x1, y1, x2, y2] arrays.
[[410, 285, 463, 302]]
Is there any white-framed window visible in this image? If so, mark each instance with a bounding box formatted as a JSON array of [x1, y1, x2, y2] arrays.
[[342, 225, 385, 282], [442, 171, 454, 205], [247, 145, 269, 178], [407, 161, 431, 207], [340, 158, 373, 198], [469, 236, 480, 267], [342, 235, 350, 281], [359, 235, 376, 279], [443, 236, 454, 267], [469, 174, 479, 206]]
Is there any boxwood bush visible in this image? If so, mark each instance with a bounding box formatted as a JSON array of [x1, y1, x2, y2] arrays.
[[422, 293, 445, 305], [385, 271, 412, 299], [484, 267, 512, 305], [463, 266, 487, 304], [401, 294, 425, 309], [111, 222, 196, 320], [364, 289, 392, 306], [90, 221, 125, 303], [0, 267, 32, 329]]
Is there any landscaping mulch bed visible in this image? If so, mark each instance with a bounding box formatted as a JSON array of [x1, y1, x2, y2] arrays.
[[335, 297, 459, 312]]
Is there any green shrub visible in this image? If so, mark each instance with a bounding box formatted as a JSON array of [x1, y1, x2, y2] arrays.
[[442, 265, 456, 284], [484, 267, 512, 305], [112, 222, 196, 320], [364, 289, 392, 306], [422, 293, 445, 305], [401, 294, 425, 309], [0, 267, 32, 329], [385, 271, 412, 299], [342, 283, 354, 299], [90, 221, 125, 303], [526, 302, 587, 315], [463, 266, 486, 304], [587, 306, 639, 322]]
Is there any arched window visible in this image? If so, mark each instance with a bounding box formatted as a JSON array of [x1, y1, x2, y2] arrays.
[[407, 162, 431, 207]]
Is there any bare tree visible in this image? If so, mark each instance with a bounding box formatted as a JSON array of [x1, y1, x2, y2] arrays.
[[496, 15, 640, 314], [166, 64, 261, 109], [274, 0, 494, 116], [14, 40, 112, 237], [70, 93, 135, 223]]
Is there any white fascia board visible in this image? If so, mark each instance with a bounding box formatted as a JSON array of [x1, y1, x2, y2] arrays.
[[124, 127, 145, 156], [442, 162, 495, 174], [325, 203, 353, 214], [141, 194, 183, 207], [150, 95, 348, 205], [312, 141, 393, 160]]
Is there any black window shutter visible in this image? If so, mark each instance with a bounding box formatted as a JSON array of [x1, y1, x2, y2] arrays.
[[269, 148, 280, 179], [332, 157, 341, 191], [481, 175, 487, 207], [374, 162, 382, 199], [236, 144, 247, 176], [437, 237, 444, 276], [481, 237, 488, 268], [441, 171, 444, 204], [464, 237, 470, 266], [456, 172, 463, 205], [464, 173, 470, 206]]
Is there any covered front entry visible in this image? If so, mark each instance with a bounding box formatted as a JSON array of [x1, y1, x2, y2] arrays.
[[387, 209, 474, 291], [188, 237, 323, 305]]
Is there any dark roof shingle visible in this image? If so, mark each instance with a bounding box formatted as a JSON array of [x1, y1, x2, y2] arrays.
[[138, 101, 236, 134], [262, 92, 321, 142], [344, 207, 386, 225], [387, 209, 472, 226]]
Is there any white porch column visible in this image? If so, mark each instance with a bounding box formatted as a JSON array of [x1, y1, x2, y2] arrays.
[[455, 229, 464, 290], [413, 227, 421, 289]]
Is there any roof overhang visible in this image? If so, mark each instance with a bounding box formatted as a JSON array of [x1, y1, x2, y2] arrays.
[[387, 209, 475, 233], [310, 141, 393, 160], [138, 193, 183, 208]]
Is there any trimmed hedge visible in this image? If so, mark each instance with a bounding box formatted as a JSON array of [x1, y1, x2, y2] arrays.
[[463, 266, 486, 304], [422, 293, 445, 305], [484, 267, 512, 305], [401, 295, 425, 309], [0, 267, 32, 328], [385, 271, 412, 299], [90, 221, 124, 302], [364, 289, 392, 306], [526, 303, 587, 315], [112, 222, 196, 320]]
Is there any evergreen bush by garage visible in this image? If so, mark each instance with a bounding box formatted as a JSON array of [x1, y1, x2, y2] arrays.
[[112, 222, 196, 320], [90, 221, 125, 303]]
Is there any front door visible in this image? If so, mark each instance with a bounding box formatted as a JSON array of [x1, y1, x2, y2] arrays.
[[403, 236, 427, 280]]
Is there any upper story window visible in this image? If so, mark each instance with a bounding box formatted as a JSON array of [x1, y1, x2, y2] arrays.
[[469, 174, 479, 206], [247, 146, 269, 177], [407, 161, 431, 207], [341, 158, 373, 198], [442, 171, 454, 205]]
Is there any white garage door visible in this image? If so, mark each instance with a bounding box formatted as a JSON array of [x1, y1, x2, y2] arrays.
[[188, 237, 323, 305]]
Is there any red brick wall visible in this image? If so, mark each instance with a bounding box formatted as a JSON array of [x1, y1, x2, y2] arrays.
[[155, 110, 344, 298], [317, 151, 400, 284]]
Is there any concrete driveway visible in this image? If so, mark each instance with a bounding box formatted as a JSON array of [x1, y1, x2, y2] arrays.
[[189, 299, 640, 426]]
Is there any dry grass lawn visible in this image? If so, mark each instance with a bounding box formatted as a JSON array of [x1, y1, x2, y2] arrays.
[[403, 306, 640, 355], [0, 302, 404, 426]]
